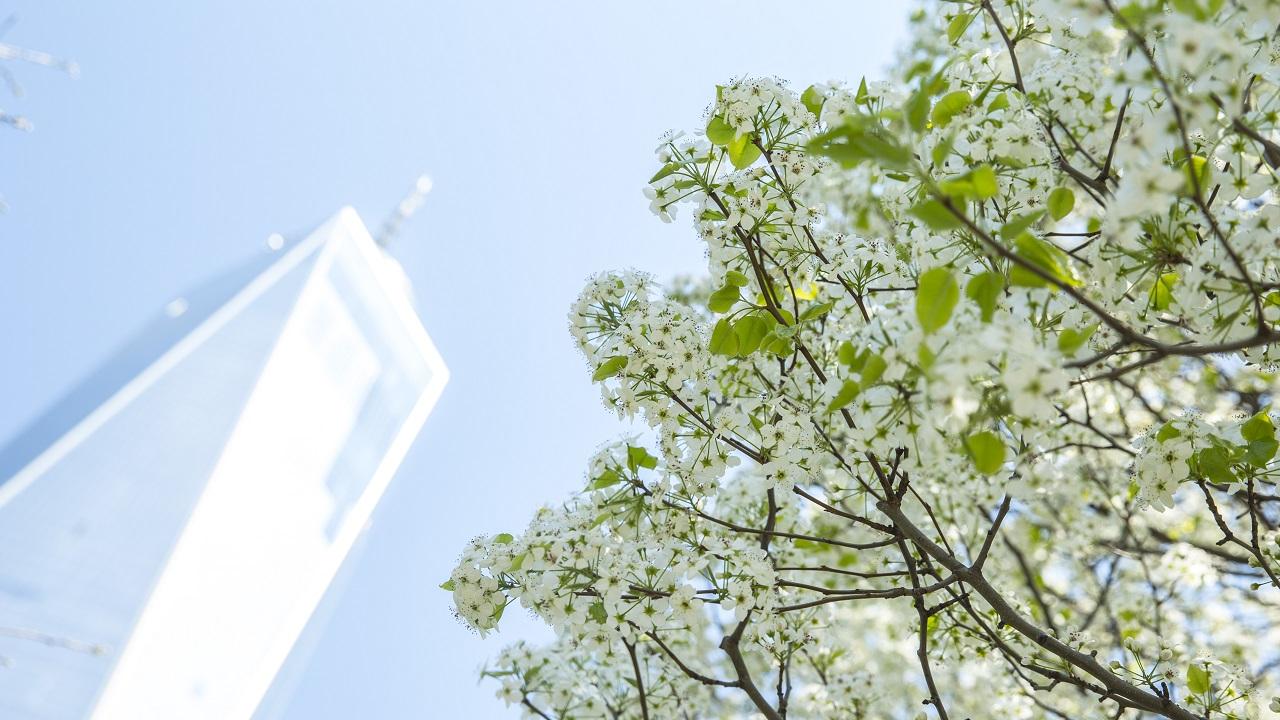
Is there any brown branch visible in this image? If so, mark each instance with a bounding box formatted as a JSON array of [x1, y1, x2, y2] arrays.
[[878, 499, 1200, 720]]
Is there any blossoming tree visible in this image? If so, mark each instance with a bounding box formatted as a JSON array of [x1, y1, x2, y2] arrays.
[[447, 1, 1280, 717]]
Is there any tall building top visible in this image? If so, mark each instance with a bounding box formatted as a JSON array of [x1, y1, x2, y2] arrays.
[[0, 208, 448, 719]]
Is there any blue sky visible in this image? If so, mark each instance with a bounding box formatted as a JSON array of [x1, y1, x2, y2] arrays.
[[0, 2, 907, 717]]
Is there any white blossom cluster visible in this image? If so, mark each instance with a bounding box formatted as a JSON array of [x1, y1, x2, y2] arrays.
[[450, 2, 1280, 718]]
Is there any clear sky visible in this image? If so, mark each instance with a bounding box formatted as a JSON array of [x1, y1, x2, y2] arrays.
[[0, 2, 908, 717]]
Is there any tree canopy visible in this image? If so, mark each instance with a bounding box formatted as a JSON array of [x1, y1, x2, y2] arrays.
[[449, 1, 1280, 717]]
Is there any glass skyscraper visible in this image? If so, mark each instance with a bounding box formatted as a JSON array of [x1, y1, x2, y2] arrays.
[[0, 208, 448, 719]]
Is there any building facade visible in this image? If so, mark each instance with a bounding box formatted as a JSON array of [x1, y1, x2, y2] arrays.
[[0, 209, 448, 719]]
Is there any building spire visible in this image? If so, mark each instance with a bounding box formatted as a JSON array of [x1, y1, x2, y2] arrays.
[[375, 174, 433, 248]]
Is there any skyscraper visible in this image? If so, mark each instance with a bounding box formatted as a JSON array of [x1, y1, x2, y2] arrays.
[[0, 208, 448, 719]]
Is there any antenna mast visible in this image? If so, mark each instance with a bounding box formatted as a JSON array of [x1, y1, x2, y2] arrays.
[[376, 174, 433, 248]]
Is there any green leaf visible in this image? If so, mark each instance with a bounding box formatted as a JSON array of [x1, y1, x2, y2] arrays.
[[906, 87, 931, 133], [493, 533, 514, 544], [591, 468, 623, 489], [1155, 422, 1182, 442], [801, 85, 825, 118], [1058, 324, 1098, 355], [859, 353, 887, 386], [1241, 412, 1278, 467], [828, 379, 861, 412], [627, 445, 659, 471], [855, 77, 869, 105], [1008, 233, 1078, 289], [800, 301, 833, 322], [589, 601, 608, 624], [1150, 272, 1178, 311], [1241, 411, 1274, 442], [807, 118, 913, 170], [592, 356, 628, 382], [649, 162, 680, 184], [734, 315, 774, 355], [930, 91, 971, 127], [709, 318, 740, 355], [916, 267, 960, 334], [917, 343, 936, 371], [987, 92, 1010, 112], [999, 210, 1046, 241], [965, 431, 1007, 475], [940, 164, 998, 200], [931, 131, 957, 167], [1182, 154, 1211, 196], [1196, 446, 1235, 484], [947, 11, 974, 43], [1246, 437, 1277, 467], [909, 199, 962, 231], [966, 271, 1004, 323], [765, 335, 793, 356], [728, 133, 762, 169], [725, 269, 750, 287], [837, 341, 859, 366], [439, 579, 456, 591], [1047, 187, 1075, 220], [1187, 664, 1210, 696], [706, 116, 735, 146], [971, 164, 998, 199], [708, 285, 741, 313]]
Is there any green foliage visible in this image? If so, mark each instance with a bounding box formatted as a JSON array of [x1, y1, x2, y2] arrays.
[[649, 162, 680, 184], [709, 284, 742, 313], [710, 318, 739, 355], [999, 210, 1045, 241], [946, 12, 974, 43], [706, 116, 735, 146], [916, 267, 960, 334], [592, 356, 628, 381], [939, 164, 998, 200], [909, 199, 962, 230], [1047, 187, 1076, 220], [734, 314, 775, 355], [965, 431, 1006, 475], [1058, 324, 1097, 355], [711, 312, 788, 358], [906, 86, 931, 132], [591, 469, 623, 489], [728, 132, 762, 169], [829, 345, 886, 411], [1241, 411, 1278, 467], [1008, 233, 1079, 289], [1156, 422, 1182, 442], [1149, 272, 1178, 311], [929, 90, 971, 127], [589, 601, 608, 623], [802, 85, 825, 118], [627, 445, 659, 472], [966, 271, 1004, 323], [1181, 154, 1211, 196], [807, 116, 913, 170], [1195, 446, 1235, 484], [1187, 664, 1210, 696], [828, 380, 861, 412]]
